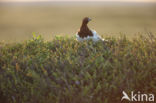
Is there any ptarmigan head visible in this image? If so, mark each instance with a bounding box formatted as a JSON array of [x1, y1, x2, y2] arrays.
[[82, 17, 92, 25], [76, 17, 105, 42]]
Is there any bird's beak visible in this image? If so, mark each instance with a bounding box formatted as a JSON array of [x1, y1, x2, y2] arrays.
[[88, 18, 92, 21]]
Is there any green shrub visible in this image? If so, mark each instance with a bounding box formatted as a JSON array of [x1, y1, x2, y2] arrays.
[[0, 33, 156, 103]]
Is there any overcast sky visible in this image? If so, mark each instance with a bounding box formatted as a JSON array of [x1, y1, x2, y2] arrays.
[[1, 0, 156, 2]]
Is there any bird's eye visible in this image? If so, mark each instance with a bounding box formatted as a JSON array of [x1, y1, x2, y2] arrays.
[[88, 18, 91, 21]]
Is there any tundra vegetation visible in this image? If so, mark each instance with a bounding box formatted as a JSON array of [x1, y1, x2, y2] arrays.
[[0, 33, 156, 103]]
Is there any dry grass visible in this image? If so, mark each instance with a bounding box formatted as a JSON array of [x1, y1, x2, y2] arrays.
[[0, 2, 156, 42]]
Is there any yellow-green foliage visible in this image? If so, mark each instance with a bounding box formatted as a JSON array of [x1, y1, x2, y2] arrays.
[[0, 33, 156, 103]]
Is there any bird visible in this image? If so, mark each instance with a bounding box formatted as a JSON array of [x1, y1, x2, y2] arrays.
[[76, 17, 105, 42]]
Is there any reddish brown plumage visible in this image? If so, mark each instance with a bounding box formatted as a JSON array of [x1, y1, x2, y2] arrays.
[[77, 17, 93, 38]]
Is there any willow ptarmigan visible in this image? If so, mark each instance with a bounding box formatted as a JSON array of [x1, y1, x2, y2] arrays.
[[76, 17, 104, 42]]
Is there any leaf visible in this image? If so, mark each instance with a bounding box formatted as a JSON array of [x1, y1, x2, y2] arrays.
[[15, 63, 21, 72]]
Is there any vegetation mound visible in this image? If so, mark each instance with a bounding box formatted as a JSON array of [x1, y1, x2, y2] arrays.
[[0, 34, 156, 103]]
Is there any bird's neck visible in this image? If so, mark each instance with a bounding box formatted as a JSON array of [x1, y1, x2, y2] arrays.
[[80, 22, 89, 31]]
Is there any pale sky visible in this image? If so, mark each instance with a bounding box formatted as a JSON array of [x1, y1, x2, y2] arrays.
[[1, 0, 156, 2]]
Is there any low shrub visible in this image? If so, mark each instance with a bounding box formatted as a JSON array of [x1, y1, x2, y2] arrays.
[[0, 33, 156, 103]]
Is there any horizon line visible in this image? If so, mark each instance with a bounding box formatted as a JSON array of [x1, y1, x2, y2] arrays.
[[1, 0, 156, 3]]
